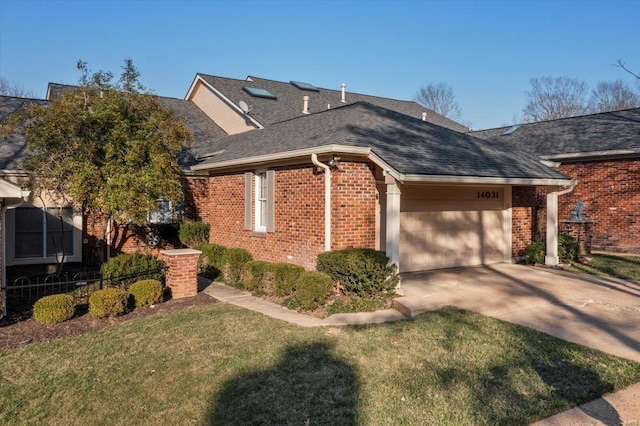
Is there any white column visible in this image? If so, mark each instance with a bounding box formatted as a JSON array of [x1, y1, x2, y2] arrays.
[[385, 175, 401, 291], [545, 187, 559, 266]]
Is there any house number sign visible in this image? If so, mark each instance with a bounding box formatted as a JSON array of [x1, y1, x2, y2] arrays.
[[476, 190, 501, 199]]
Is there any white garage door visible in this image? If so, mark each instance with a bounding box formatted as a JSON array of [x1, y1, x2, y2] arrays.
[[399, 186, 507, 272]]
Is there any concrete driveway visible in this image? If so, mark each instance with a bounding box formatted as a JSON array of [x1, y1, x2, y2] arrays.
[[396, 263, 640, 361]]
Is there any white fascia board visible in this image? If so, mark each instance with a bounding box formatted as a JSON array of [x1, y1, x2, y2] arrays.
[[0, 177, 27, 198], [400, 174, 576, 187], [190, 145, 373, 171], [540, 148, 640, 161], [185, 75, 264, 129]]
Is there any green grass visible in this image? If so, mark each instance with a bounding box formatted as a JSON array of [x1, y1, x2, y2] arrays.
[[1, 304, 639, 425], [567, 253, 640, 281]]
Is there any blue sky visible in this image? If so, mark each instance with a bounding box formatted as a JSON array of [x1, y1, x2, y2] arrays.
[[1, 0, 638, 129]]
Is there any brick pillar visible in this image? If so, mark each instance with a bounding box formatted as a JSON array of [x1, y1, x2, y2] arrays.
[[560, 220, 594, 255], [160, 249, 201, 299]]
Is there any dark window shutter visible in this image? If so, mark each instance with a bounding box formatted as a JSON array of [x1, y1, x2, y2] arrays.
[[244, 172, 252, 230], [266, 170, 275, 232]]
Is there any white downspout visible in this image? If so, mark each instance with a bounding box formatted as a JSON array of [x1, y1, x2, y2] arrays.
[[2, 190, 29, 317], [311, 154, 332, 252], [557, 182, 577, 196]]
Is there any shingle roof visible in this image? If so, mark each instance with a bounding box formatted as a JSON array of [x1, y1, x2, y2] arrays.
[[196, 74, 469, 132], [470, 108, 640, 158], [0, 95, 48, 171], [47, 83, 228, 168], [195, 102, 568, 181]]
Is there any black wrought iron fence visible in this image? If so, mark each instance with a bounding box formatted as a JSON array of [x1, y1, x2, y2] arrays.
[[3, 267, 166, 313]]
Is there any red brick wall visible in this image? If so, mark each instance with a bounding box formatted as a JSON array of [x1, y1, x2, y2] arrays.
[[511, 186, 546, 258], [201, 161, 378, 270], [331, 162, 377, 250], [558, 158, 640, 253]]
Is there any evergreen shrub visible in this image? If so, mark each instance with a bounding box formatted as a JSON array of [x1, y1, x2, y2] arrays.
[[33, 294, 75, 324]]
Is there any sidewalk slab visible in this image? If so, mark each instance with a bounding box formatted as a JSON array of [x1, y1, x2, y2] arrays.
[[531, 382, 640, 425]]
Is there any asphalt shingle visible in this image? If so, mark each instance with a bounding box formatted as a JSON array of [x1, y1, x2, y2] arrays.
[[195, 102, 568, 180], [471, 108, 640, 158]]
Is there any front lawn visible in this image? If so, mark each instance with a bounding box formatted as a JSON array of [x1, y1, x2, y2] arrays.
[[567, 253, 640, 281], [1, 304, 639, 425]]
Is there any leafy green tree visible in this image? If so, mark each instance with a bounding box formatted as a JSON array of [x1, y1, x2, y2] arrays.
[[2, 59, 192, 262]]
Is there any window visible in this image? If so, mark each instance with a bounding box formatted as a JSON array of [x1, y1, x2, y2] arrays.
[[242, 86, 277, 99], [14, 207, 74, 259], [255, 172, 268, 232], [245, 170, 275, 232]]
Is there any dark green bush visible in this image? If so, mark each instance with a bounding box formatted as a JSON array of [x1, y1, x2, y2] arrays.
[[242, 261, 272, 292], [179, 221, 210, 248], [195, 242, 227, 278], [129, 279, 163, 307], [89, 288, 129, 318], [33, 294, 75, 324], [273, 263, 305, 296], [101, 252, 165, 288], [559, 234, 579, 262], [284, 271, 333, 311], [221, 248, 253, 286], [317, 248, 398, 296], [524, 241, 546, 264], [525, 234, 579, 264]]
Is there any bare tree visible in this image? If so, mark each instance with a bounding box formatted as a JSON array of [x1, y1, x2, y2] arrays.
[[413, 83, 463, 121], [0, 76, 38, 98], [589, 80, 640, 112], [522, 76, 589, 122], [615, 59, 640, 80]]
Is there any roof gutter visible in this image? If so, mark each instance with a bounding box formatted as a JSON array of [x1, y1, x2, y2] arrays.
[[540, 148, 640, 162], [311, 154, 332, 252], [400, 174, 575, 186]]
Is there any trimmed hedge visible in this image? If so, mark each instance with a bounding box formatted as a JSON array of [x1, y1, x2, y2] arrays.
[[33, 294, 75, 324], [101, 252, 165, 288], [129, 279, 163, 307], [242, 261, 272, 292], [273, 263, 305, 296], [222, 248, 253, 286], [524, 234, 580, 264], [284, 271, 333, 311], [195, 242, 227, 278], [317, 248, 398, 296], [179, 221, 210, 248], [89, 288, 129, 318]]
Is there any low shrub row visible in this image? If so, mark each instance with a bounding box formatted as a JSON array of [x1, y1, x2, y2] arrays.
[[33, 279, 164, 324], [524, 234, 579, 264], [197, 243, 398, 313]]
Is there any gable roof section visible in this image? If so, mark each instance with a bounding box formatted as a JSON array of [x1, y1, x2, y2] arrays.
[[194, 74, 469, 133], [0, 95, 49, 171], [471, 108, 640, 160], [192, 102, 569, 183]]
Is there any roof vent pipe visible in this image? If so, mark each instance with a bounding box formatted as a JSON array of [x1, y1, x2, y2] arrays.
[[341, 83, 346, 103], [302, 96, 310, 114], [421, 112, 427, 121]]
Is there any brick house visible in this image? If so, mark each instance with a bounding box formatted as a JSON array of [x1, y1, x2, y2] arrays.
[[472, 108, 640, 254], [180, 74, 573, 272]]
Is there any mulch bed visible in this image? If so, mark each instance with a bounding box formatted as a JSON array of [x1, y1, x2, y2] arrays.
[[0, 292, 217, 351]]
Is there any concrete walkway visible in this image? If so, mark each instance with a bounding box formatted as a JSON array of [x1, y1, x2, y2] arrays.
[[200, 266, 640, 424]]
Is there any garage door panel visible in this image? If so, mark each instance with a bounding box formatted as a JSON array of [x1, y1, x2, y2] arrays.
[[400, 209, 505, 272]]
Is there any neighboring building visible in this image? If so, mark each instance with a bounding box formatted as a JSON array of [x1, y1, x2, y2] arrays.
[[472, 108, 640, 253]]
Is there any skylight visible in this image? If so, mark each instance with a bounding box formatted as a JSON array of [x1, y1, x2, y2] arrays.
[[290, 81, 320, 92], [501, 124, 522, 135], [243, 86, 277, 99]]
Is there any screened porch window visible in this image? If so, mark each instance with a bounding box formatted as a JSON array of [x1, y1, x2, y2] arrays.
[[14, 207, 74, 259]]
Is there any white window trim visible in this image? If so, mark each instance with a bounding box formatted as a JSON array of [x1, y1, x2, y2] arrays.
[[254, 170, 267, 233]]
